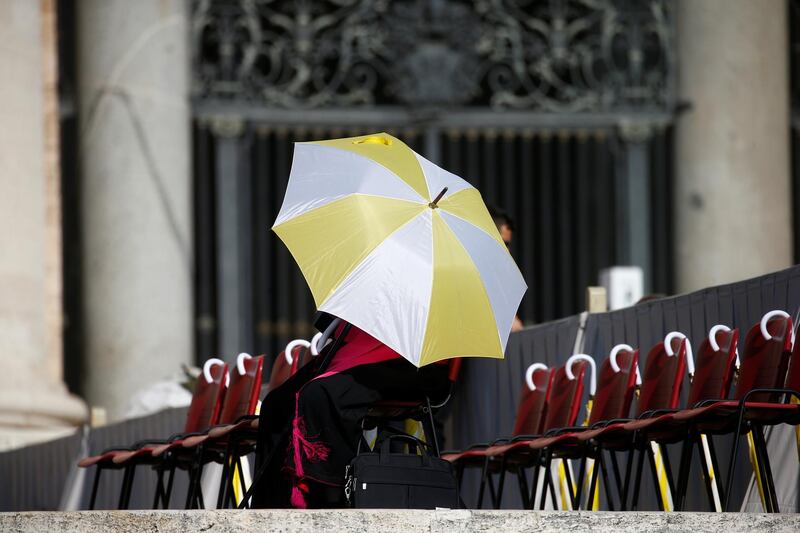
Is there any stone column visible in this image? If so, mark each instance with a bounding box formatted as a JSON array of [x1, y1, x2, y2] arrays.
[[0, 0, 86, 450], [77, 0, 193, 420], [675, 0, 792, 292]]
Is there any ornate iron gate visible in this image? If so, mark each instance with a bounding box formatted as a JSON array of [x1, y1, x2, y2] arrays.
[[190, 0, 677, 361]]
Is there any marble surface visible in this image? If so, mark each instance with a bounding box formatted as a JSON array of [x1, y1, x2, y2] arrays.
[[3, 510, 800, 533]]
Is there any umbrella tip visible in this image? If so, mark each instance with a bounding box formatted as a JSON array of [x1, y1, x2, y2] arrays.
[[429, 187, 448, 209]]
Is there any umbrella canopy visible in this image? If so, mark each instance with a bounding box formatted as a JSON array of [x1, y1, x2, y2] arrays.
[[272, 132, 527, 367]]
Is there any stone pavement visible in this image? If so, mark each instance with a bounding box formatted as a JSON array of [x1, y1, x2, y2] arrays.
[[2, 510, 799, 532]]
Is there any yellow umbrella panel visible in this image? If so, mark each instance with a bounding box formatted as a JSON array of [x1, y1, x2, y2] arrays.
[[272, 133, 527, 367]]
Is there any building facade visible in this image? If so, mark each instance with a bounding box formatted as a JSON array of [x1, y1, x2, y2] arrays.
[[0, 0, 797, 449]]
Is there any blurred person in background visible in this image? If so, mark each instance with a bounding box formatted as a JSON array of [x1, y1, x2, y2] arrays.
[[488, 205, 524, 332]]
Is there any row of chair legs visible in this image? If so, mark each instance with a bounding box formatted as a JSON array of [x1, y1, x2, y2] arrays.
[[467, 425, 779, 512], [88, 437, 254, 510]]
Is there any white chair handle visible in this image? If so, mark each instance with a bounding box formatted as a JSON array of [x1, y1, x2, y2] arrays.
[[310, 332, 323, 356], [525, 363, 548, 391], [203, 358, 226, 385], [609, 344, 634, 372], [566, 354, 596, 396], [708, 325, 730, 352], [609, 343, 641, 385], [236, 353, 252, 376], [664, 331, 695, 377], [708, 324, 740, 368], [284, 339, 311, 365], [316, 318, 342, 355], [760, 310, 791, 343]]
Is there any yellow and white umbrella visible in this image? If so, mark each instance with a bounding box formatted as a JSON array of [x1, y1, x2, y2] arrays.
[[272, 132, 527, 367]]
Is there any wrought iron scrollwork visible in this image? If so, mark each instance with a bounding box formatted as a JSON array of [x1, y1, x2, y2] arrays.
[[191, 0, 675, 112]]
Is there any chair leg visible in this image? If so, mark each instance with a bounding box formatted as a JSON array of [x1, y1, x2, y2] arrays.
[[723, 405, 751, 512], [423, 396, 440, 456], [659, 443, 676, 498], [235, 456, 248, 502], [674, 432, 694, 511], [516, 467, 530, 509], [541, 449, 557, 510], [486, 464, 499, 509], [528, 451, 543, 510], [630, 447, 646, 511], [476, 456, 491, 509], [185, 446, 204, 509], [706, 434, 726, 507], [646, 445, 664, 511], [609, 450, 624, 507], [696, 435, 719, 511], [162, 462, 176, 509], [88, 466, 102, 510], [751, 425, 779, 513], [217, 439, 235, 509], [492, 455, 509, 509], [620, 447, 635, 511], [598, 449, 616, 511], [574, 456, 587, 510], [118, 465, 136, 510], [562, 457, 577, 510], [153, 465, 165, 509], [586, 450, 601, 510]]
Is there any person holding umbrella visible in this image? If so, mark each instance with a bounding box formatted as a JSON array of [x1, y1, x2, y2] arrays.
[[252, 317, 450, 508], [252, 133, 527, 508]]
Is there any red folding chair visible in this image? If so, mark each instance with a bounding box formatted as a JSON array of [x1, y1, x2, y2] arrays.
[[472, 360, 587, 509], [671, 310, 799, 512], [145, 353, 265, 509], [78, 358, 228, 509], [525, 344, 640, 510], [572, 332, 689, 511], [621, 324, 739, 511], [197, 340, 313, 508], [441, 362, 553, 508]]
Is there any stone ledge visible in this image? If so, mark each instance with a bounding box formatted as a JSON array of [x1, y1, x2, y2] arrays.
[[2, 510, 799, 533]]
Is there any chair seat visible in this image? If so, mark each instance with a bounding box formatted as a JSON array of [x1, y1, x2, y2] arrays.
[[619, 413, 691, 444], [484, 439, 540, 459], [442, 446, 490, 464], [574, 421, 635, 450], [528, 431, 587, 451], [111, 446, 160, 465], [78, 450, 127, 468], [672, 400, 800, 432]]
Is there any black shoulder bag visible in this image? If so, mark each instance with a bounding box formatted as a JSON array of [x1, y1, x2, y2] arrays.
[[345, 433, 459, 509]]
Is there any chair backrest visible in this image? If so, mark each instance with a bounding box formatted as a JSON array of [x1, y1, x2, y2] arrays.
[[267, 342, 309, 392], [184, 358, 228, 433], [735, 311, 793, 402], [589, 345, 639, 425], [688, 326, 739, 405], [541, 361, 586, 431], [636, 335, 687, 416], [218, 354, 265, 424], [512, 364, 553, 435]]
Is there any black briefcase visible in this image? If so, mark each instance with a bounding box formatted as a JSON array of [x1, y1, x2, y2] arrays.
[[344, 434, 459, 509]]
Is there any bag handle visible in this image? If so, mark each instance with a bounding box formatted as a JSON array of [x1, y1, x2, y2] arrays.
[[377, 434, 432, 466]]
